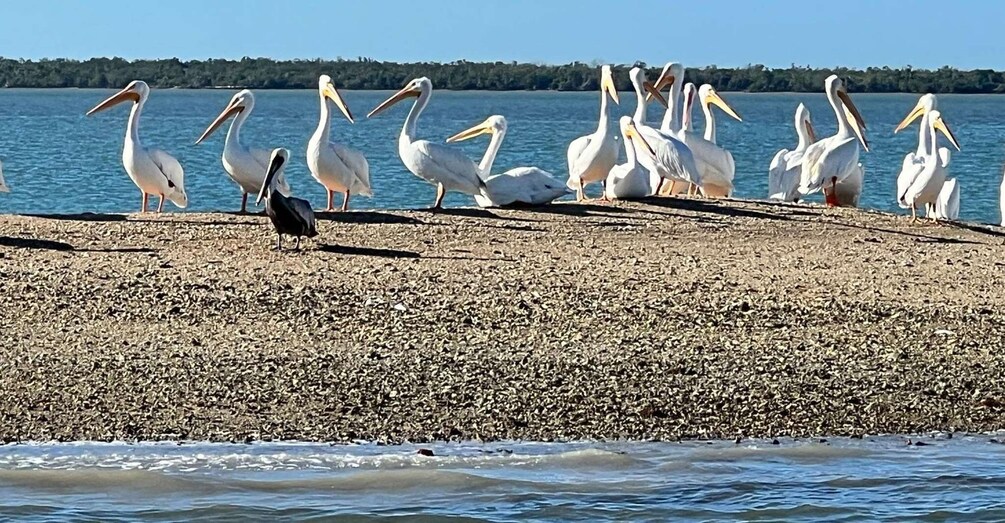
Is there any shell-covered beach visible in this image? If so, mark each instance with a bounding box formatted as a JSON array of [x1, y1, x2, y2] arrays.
[[1, 198, 1004, 443]]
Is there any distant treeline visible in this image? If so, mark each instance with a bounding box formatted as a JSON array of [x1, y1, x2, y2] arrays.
[[0, 57, 1002, 93]]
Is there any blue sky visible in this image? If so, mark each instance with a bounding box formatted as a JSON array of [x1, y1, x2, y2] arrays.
[[1, 0, 1000, 69]]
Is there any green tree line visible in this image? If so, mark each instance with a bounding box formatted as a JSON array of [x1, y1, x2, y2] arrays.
[[0, 57, 1001, 93]]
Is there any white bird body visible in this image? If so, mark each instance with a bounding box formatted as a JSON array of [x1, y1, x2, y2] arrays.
[[307, 75, 370, 212], [825, 163, 864, 208], [799, 75, 869, 205], [605, 116, 658, 200], [447, 115, 569, 207], [898, 110, 961, 220], [932, 178, 960, 221], [566, 65, 620, 199], [894, 95, 953, 215], [368, 77, 487, 208], [195, 89, 291, 212], [678, 83, 742, 198], [86, 80, 187, 212], [0, 160, 8, 193], [768, 103, 815, 201], [629, 66, 701, 193]]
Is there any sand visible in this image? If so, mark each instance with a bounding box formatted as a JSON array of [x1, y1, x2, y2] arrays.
[[1, 197, 1004, 443]]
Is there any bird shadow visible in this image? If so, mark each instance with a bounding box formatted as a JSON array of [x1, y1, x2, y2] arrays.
[[25, 213, 129, 222], [316, 244, 420, 259], [826, 220, 982, 245], [315, 211, 426, 225], [521, 201, 633, 218], [636, 197, 793, 221], [945, 221, 1005, 239], [0, 236, 159, 253]]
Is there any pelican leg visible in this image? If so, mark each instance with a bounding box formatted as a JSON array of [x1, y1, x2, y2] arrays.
[[326, 190, 335, 212], [910, 205, 917, 223], [433, 183, 446, 209], [141, 193, 148, 213], [294, 236, 302, 251], [599, 179, 610, 202], [577, 178, 586, 202], [824, 177, 838, 207], [240, 193, 248, 214], [274, 234, 283, 251], [667, 180, 676, 196], [342, 190, 351, 212], [157, 194, 165, 213], [656, 178, 667, 196]]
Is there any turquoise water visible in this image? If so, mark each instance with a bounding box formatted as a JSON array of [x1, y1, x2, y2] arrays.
[[1, 437, 1004, 521], [0, 89, 1003, 223]]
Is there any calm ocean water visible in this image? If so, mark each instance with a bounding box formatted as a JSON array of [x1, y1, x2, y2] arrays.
[[0, 89, 1003, 223], [1, 437, 1004, 521]]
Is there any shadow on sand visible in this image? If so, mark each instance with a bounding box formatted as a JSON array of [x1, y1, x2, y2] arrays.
[[0, 236, 157, 253], [316, 244, 420, 259]]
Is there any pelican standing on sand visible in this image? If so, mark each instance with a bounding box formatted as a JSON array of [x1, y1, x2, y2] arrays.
[[629, 67, 701, 196], [447, 115, 568, 207], [566, 65, 620, 201], [308, 75, 371, 212], [769, 103, 816, 201], [258, 148, 317, 250], [898, 110, 961, 221], [821, 104, 869, 207], [679, 83, 743, 197], [195, 89, 292, 213], [605, 116, 659, 200], [798, 75, 868, 206], [86, 80, 187, 212], [368, 77, 488, 209], [894, 94, 954, 217]]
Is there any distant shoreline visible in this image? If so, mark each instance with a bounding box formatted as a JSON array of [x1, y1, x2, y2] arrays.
[[1, 57, 1002, 93]]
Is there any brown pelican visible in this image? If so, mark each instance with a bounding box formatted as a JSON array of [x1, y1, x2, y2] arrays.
[[258, 149, 317, 250]]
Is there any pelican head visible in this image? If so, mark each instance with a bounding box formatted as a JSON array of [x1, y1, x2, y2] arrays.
[[257, 148, 289, 205], [894, 93, 938, 133], [446, 115, 507, 143], [318, 74, 355, 123], [600, 65, 620, 105], [368, 77, 432, 118], [86, 80, 149, 115], [698, 84, 742, 121], [195, 89, 255, 144], [619, 116, 657, 159], [796, 103, 816, 143], [652, 62, 684, 94], [928, 110, 962, 151], [630, 67, 668, 108], [826, 75, 867, 133]]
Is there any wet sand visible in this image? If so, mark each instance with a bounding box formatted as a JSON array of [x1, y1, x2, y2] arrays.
[[1, 198, 1004, 443]]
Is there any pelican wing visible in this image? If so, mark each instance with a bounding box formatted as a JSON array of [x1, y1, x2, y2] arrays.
[[148, 148, 187, 207], [478, 167, 569, 207], [935, 178, 959, 220], [331, 142, 372, 197], [0, 159, 8, 193], [800, 136, 858, 193], [410, 140, 485, 195], [896, 152, 924, 207], [681, 132, 735, 190], [566, 134, 592, 184], [639, 126, 701, 185], [768, 149, 791, 199], [937, 147, 952, 170]]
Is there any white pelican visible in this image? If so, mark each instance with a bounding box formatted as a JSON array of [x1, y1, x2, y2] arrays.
[[655, 62, 686, 136], [86, 80, 187, 212], [0, 160, 8, 193], [605, 116, 659, 200], [307, 75, 371, 212], [821, 104, 868, 208], [195, 89, 292, 213], [446, 115, 568, 207], [898, 110, 961, 221], [932, 178, 960, 221], [679, 83, 743, 198], [798, 75, 868, 206], [566, 65, 620, 201], [768, 103, 816, 202], [893, 94, 952, 217], [367, 77, 487, 208], [628, 67, 701, 196]]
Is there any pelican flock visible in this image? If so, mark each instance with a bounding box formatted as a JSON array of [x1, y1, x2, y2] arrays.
[[52, 64, 1004, 251]]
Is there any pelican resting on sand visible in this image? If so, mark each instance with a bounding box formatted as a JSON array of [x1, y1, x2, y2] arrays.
[[258, 148, 317, 251]]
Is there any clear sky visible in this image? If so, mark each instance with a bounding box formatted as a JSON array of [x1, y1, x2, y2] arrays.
[[1, 0, 1001, 69]]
